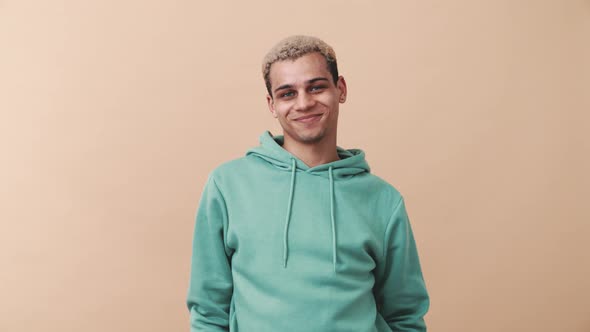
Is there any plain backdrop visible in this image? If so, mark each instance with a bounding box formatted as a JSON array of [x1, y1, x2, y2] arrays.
[[1, 1, 589, 331]]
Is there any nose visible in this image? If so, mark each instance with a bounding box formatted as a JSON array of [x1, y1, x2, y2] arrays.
[[293, 91, 315, 112]]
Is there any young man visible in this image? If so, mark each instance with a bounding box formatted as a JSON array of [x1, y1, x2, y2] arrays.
[[187, 35, 430, 331]]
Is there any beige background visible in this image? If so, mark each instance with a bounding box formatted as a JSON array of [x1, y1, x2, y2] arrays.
[[1, 1, 589, 331]]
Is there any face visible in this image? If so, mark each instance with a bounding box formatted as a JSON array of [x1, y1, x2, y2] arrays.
[[266, 52, 347, 145]]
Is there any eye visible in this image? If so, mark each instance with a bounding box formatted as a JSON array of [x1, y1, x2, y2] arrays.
[[310, 85, 326, 92], [279, 91, 295, 98]]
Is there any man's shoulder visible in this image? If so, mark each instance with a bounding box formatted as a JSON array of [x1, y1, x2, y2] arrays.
[[207, 155, 255, 181], [209, 156, 260, 182], [361, 172, 404, 202]]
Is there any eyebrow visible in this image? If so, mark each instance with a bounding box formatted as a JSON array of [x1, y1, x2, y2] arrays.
[[273, 77, 330, 94]]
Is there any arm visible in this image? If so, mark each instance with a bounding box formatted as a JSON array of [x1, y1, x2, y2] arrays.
[[186, 175, 233, 331], [373, 197, 430, 331]]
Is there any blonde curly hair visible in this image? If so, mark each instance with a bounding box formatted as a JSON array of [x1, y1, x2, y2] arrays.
[[262, 35, 339, 97]]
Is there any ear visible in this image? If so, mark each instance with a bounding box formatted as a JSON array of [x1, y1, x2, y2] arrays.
[[266, 94, 278, 118], [336, 75, 347, 103]]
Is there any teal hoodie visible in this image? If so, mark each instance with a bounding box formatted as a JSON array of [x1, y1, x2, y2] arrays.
[[187, 130, 429, 331]]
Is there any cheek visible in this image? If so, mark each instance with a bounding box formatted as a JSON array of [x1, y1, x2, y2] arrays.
[[274, 103, 291, 117], [318, 94, 339, 107]]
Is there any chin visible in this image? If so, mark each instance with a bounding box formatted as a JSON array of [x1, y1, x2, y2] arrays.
[[294, 128, 327, 144], [298, 135, 323, 144]]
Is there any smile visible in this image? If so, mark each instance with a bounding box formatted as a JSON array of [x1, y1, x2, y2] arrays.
[[294, 114, 322, 123]]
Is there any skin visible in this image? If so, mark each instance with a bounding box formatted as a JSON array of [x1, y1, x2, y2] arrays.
[[266, 52, 347, 168]]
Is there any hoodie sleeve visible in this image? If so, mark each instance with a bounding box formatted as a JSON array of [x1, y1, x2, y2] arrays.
[[373, 196, 430, 331], [186, 175, 233, 331]]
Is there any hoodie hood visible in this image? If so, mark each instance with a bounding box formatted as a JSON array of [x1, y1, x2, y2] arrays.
[[245, 130, 371, 272]]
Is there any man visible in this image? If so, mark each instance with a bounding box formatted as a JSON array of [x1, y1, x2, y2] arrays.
[[187, 35, 430, 331]]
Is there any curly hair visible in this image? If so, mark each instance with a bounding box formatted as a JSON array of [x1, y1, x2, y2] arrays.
[[262, 35, 339, 97]]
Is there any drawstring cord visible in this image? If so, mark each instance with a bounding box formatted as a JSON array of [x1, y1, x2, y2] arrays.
[[329, 166, 337, 272], [283, 158, 296, 268], [282, 159, 337, 273]]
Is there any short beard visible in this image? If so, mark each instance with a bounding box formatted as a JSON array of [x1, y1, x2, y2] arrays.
[[294, 128, 327, 145]]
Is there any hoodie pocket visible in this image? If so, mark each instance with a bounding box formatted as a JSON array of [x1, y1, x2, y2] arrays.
[[375, 311, 393, 332]]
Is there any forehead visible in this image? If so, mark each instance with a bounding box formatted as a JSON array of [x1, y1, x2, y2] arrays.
[[268, 52, 330, 87]]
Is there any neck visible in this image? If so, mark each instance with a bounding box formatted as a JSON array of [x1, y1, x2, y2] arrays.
[[281, 130, 340, 168]]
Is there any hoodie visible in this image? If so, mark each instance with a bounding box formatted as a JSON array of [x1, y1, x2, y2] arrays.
[[187, 130, 430, 332]]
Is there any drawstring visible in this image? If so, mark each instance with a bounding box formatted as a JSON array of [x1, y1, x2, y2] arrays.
[[282, 158, 338, 273], [329, 166, 337, 272], [283, 158, 296, 268]]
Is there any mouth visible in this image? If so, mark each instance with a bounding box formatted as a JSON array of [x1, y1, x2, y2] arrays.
[[294, 114, 323, 123]]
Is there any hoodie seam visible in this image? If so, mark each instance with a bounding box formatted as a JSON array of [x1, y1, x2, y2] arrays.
[[382, 196, 404, 262], [209, 175, 232, 256]]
